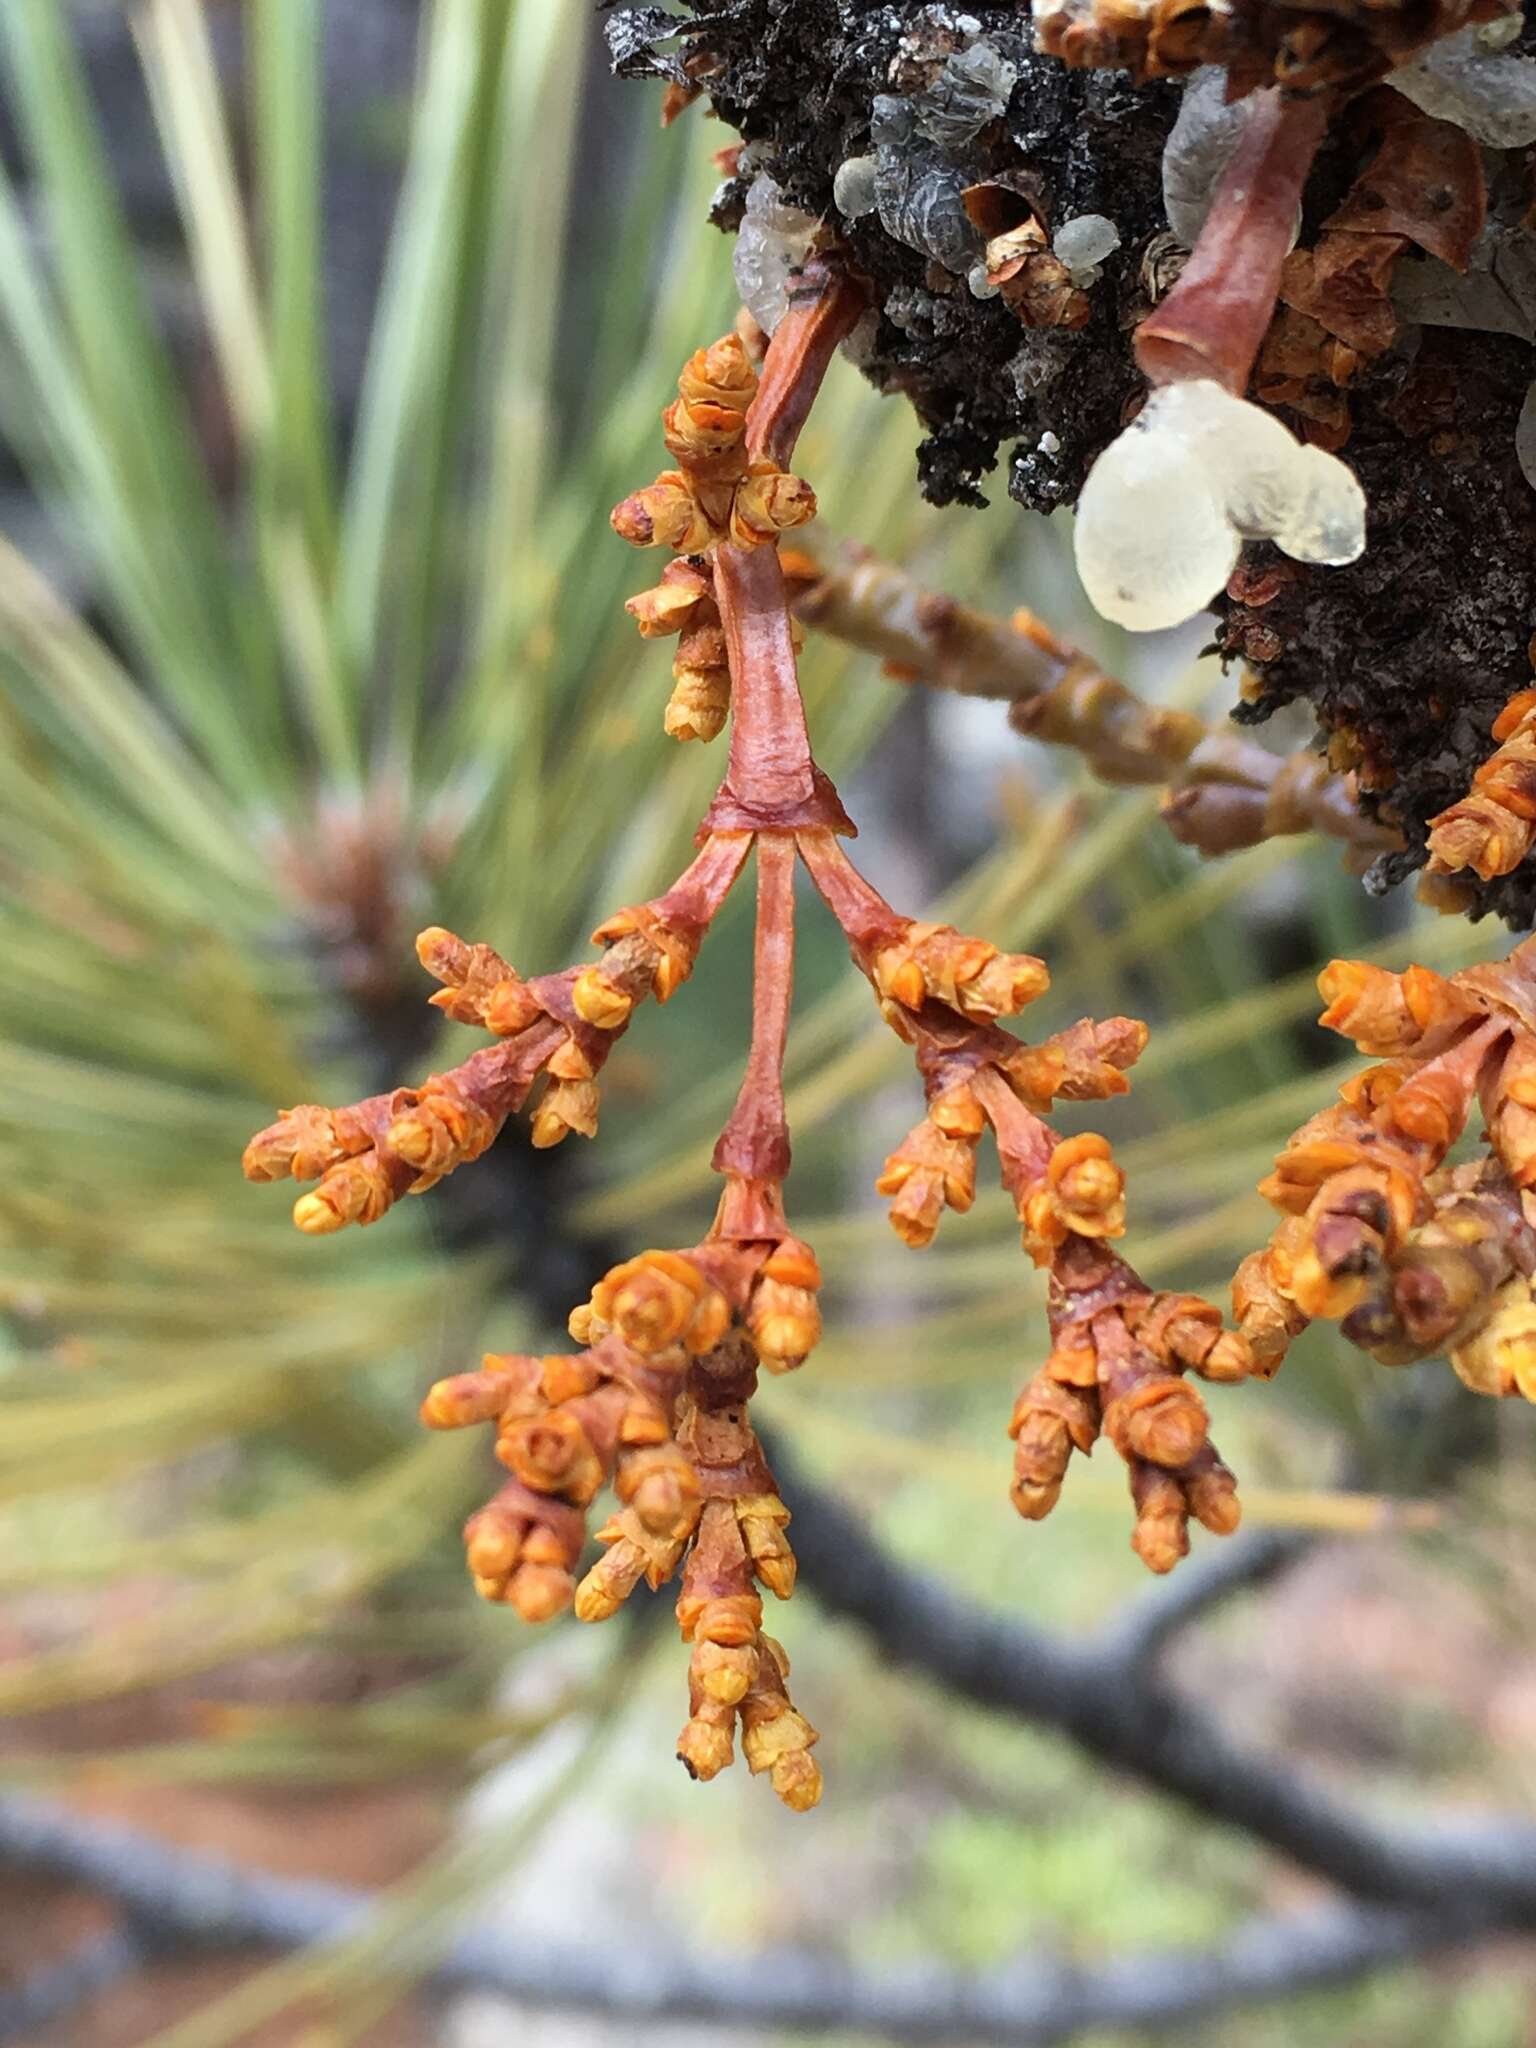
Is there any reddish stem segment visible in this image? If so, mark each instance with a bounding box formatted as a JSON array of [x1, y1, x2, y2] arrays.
[[970, 1060, 1056, 1191], [795, 827, 905, 960], [1136, 89, 1329, 393], [651, 828, 755, 932], [713, 832, 798, 1183], [714, 542, 819, 817], [746, 257, 870, 469]]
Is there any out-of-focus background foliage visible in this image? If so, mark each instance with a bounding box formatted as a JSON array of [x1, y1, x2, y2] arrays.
[[0, 2, 1534, 2042]]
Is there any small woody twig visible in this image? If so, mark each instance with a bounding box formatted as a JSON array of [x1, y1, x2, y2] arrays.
[[783, 539, 1399, 861]]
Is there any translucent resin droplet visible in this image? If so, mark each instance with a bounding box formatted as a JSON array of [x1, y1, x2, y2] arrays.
[[733, 176, 821, 336], [1073, 381, 1366, 631], [1390, 25, 1536, 148], [1517, 380, 1536, 493], [909, 41, 1018, 146], [1162, 67, 1250, 248]]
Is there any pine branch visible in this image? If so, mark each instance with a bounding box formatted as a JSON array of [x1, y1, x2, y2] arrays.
[[0, 1924, 144, 2040], [775, 1447, 1536, 1914], [0, 1793, 1490, 2046], [1093, 1528, 1313, 1671]]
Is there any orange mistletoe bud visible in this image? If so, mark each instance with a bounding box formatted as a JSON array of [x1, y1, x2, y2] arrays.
[[1130, 1464, 1189, 1575], [416, 927, 542, 1035], [624, 559, 714, 639], [1428, 702, 1536, 880], [1184, 1450, 1242, 1538], [1008, 1369, 1099, 1520], [1133, 1293, 1253, 1383], [735, 1492, 796, 1600], [387, 1084, 499, 1176], [675, 334, 758, 419], [664, 663, 731, 742], [611, 473, 713, 552], [747, 1242, 823, 1374], [1103, 1370, 1210, 1470], [1448, 1277, 1536, 1400], [678, 1587, 763, 1650], [292, 1154, 399, 1234], [930, 1084, 985, 1138], [1233, 1225, 1311, 1377], [676, 1705, 736, 1781], [1318, 960, 1456, 1055], [729, 464, 818, 546], [737, 1635, 822, 1812], [571, 966, 634, 1030], [1377, 1063, 1476, 1155], [530, 1078, 600, 1148], [876, 1117, 977, 1247], [420, 1356, 534, 1431], [462, 1484, 585, 1621], [690, 1636, 761, 1706], [872, 922, 1049, 1022], [1004, 1017, 1148, 1107], [242, 1103, 359, 1184], [586, 1250, 731, 1355], [619, 1445, 701, 1538], [1046, 1132, 1125, 1239], [496, 1408, 608, 1505], [576, 1504, 696, 1621]]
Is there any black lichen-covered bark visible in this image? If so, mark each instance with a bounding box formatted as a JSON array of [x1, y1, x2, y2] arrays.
[[606, 0, 1536, 925], [1221, 327, 1536, 923], [620, 1, 1179, 508]]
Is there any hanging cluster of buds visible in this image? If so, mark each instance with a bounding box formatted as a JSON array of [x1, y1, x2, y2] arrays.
[[246, 261, 1268, 1806], [1426, 687, 1536, 888], [611, 335, 817, 556], [796, 829, 1257, 1571], [627, 559, 732, 742], [1234, 941, 1536, 1400], [420, 1237, 822, 1808], [243, 841, 745, 1224]]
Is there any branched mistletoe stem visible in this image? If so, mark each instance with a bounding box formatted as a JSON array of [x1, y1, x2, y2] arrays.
[[244, 251, 1536, 1810]]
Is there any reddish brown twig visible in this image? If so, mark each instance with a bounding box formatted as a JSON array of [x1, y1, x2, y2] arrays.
[[745, 255, 870, 470], [1137, 89, 1331, 393], [713, 831, 797, 1187]]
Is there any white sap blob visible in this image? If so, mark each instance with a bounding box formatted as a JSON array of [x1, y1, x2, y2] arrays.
[[1053, 213, 1120, 284], [832, 153, 879, 221], [1390, 24, 1536, 149], [733, 175, 821, 335], [1073, 381, 1367, 631]]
